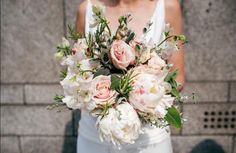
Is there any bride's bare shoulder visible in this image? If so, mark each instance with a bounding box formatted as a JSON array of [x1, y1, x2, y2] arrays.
[[76, 1, 88, 34], [164, 0, 182, 31], [165, 0, 182, 17], [165, 0, 181, 11]]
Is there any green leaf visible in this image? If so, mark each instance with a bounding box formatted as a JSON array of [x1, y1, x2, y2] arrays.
[[111, 74, 120, 90], [164, 70, 178, 82], [164, 106, 182, 128], [60, 70, 67, 80], [67, 24, 82, 41], [93, 67, 110, 78], [125, 32, 135, 44], [53, 94, 64, 103], [171, 88, 180, 98], [92, 6, 102, 16], [178, 35, 186, 42]]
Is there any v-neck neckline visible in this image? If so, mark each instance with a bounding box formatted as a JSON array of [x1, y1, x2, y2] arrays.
[[89, 0, 161, 39]]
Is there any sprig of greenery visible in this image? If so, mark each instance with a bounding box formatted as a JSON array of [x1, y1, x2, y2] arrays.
[[57, 45, 72, 56], [92, 6, 111, 36], [164, 70, 181, 100], [94, 102, 112, 120], [111, 70, 137, 98], [60, 70, 67, 81], [68, 25, 82, 41], [157, 34, 187, 48], [47, 95, 68, 112], [85, 32, 94, 57]]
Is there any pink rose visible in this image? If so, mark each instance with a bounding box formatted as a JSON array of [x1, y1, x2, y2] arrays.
[[91, 75, 117, 105], [148, 52, 166, 74], [110, 40, 135, 69]]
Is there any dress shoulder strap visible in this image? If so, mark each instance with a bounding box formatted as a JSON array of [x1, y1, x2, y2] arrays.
[[85, 0, 94, 35], [146, 0, 166, 44]]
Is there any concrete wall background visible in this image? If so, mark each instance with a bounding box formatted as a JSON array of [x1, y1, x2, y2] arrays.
[[1, 0, 236, 153]]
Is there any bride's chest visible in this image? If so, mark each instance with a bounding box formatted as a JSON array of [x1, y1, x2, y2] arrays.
[[103, 5, 157, 38]]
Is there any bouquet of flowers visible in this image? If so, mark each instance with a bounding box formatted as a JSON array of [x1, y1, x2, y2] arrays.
[[50, 6, 187, 148]]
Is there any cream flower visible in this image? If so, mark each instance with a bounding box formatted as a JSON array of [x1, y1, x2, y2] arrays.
[[62, 96, 82, 109], [129, 73, 174, 116], [60, 68, 80, 96], [96, 103, 142, 148]]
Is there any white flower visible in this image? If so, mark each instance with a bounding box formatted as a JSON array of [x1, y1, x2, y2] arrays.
[[155, 95, 175, 118], [77, 59, 100, 87], [54, 51, 64, 60], [72, 38, 88, 60], [147, 52, 166, 73], [62, 96, 81, 109], [139, 48, 151, 63], [161, 41, 178, 59], [60, 55, 75, 67], [60, 69, 80, 96], [129, 73, 174, 116], [96, 103, 142, 148]]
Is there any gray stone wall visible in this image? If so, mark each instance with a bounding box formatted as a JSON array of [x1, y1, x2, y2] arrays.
[[1, 0, 235, 153]]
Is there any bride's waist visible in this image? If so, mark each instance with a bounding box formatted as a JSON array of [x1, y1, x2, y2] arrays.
[[79, 110, 170, 139]]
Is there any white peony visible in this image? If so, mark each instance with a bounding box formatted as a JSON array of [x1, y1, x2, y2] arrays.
[[129, 73, 174, 117], [62, 96, 82, 109], [154, 95, 175, 118], [96, 103, 142, 148]]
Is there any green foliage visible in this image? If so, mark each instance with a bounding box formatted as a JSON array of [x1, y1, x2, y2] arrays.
[[125, 32, 135, 44], [53, 94, 64, 103], [96, 102, 112, 120], [164, 70, 180, 99], [110, 74, 120, 90], [93, 67, 111, 78], [47, 95, 68, 112], [118, 15, 128, 26], [164, 106, 182, 128], [68, 25, 82, 41], [110, 71, 136, 98], [60, 70, 67, 81], [57, 46, 71, 56], [92, 6, 111, 35]]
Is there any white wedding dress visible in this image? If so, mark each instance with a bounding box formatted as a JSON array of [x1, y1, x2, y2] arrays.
[[77, 0, 173, 152]]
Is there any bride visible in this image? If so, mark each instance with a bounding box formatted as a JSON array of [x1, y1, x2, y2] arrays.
[[75, 0, 185, 152]]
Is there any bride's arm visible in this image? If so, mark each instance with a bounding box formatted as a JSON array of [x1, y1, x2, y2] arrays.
[[76, 1, 87, 35], [165, 0, 185, 91]]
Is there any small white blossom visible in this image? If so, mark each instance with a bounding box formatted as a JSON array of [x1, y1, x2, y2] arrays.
[[62, 96, 81, 109]]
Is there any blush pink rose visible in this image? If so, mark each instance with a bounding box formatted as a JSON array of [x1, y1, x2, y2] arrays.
[[91, 75, 117, 105], [148, 52, 166, 74], [110, 40, 135, 69]]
